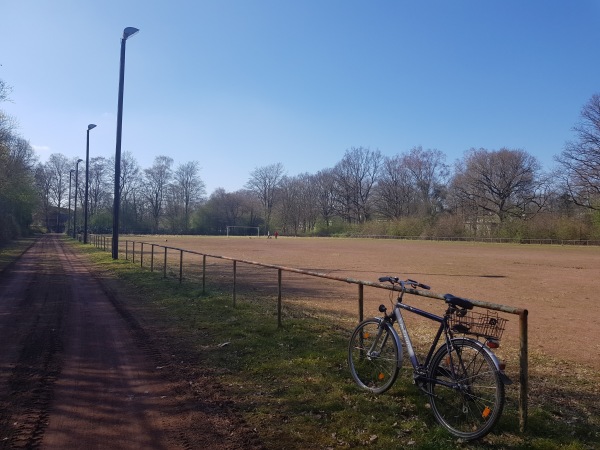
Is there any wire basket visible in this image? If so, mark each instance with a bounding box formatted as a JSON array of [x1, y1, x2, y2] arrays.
[[449, 309, 508, 340]]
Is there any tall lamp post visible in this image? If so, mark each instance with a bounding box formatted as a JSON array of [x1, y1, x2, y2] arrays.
[[73, 159, 83, 239], [84, 123, 97, 244], [68, 169, 74, 235], [112, 26, 139, 260]]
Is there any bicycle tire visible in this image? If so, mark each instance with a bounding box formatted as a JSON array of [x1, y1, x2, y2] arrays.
[[427, 338, 505, 440], [348, 318, 401, 394]]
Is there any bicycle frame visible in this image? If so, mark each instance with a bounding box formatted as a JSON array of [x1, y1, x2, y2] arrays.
[[390, 299, 448, 373]]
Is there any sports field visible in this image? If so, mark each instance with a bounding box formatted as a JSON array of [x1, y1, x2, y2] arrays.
[[128, 235, 600, 370]]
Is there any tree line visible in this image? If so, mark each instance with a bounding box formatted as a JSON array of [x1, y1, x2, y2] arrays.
[[2, 76, 600, 243]]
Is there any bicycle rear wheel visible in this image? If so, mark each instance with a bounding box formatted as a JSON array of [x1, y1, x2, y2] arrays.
[[348, 318, 401, 394], [428, 339, 505, 440]]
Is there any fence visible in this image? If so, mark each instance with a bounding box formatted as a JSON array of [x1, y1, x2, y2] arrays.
[[347, 234, 600, 245], [88, 233, 529, 432]]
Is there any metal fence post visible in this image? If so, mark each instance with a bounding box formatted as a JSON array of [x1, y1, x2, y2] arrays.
[[132, 241, 135, 263], [150, 244, 155, 272], [358, 284, 364, 322], [202, 254, 206, 294], [233, 260, 237, 307], [140, 243, 144, 268], [179, 250, 183, 283], [125, 240, 129, 260], [278, 269, 282, 328], [163, 247, 167, 278]]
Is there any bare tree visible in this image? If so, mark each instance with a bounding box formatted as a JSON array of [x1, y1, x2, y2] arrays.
[[245, 163, 285, 234], [143, 156, 173, 233], [375, 155, 416, 219], [556, 93, 600, 210], [110, 152, 142, 232], [403, 146, 449, 216], [332, 147, 382, 223], [278, 173, 319, 235], [314, 168, 337, 229], [451, 148, 544, 224], [0, 79, 11, 104], [198, 188, 260, 234], [87, 156, 111, 217], [46, 153, 72, 231], [171, 161, 206, 233], [35, 164, 54, 231]]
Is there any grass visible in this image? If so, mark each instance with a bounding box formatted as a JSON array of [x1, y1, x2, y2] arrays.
[[0, 236, 38, 272], [58, 239, 600, 449]]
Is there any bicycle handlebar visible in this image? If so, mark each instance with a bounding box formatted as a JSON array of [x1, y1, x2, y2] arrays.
[[378, 276, 430, 291]]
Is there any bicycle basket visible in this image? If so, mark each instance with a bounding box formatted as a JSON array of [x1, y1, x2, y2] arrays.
[[449, 309, 507, 340]]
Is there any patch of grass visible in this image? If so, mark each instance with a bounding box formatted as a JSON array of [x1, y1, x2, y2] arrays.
[[0, 236, 38, 272], [74, 242, 600, 449]]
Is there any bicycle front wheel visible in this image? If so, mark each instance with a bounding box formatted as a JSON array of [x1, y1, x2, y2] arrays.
[[348, 318, 401, 394], [428, 339, 505, 440]]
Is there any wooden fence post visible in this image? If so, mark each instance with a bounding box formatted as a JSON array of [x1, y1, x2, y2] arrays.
[[519, 310, 529, 432]]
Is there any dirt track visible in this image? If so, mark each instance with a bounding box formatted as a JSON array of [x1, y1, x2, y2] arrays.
[[0, 235, 263, 449]]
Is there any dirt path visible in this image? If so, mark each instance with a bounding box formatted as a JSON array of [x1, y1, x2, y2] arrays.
[[0, 235, 263, 449]]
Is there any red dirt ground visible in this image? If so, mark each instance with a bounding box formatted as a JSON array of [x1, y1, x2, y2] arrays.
[[0, 235, 263, 449]]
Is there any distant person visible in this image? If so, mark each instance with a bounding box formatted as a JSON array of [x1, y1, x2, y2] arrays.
[[274, 231, 278, 239]]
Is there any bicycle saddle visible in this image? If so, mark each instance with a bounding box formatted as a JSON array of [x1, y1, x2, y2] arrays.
[[444, 293, 474, 310]]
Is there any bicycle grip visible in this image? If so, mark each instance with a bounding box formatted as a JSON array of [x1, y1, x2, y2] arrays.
[[378, 276, 397, 283]]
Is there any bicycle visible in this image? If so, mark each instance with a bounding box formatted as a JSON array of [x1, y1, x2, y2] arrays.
[[348, 277, 511, 441]]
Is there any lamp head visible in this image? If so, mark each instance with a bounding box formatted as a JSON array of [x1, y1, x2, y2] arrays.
[[77, 158, 83, 163], [88, 124, 97, 131], [123, 27, 139, 40]]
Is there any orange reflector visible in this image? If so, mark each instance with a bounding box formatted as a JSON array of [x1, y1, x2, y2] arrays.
[[363, 333, 370, 339], [486, 340, 499, 349], [482, 406, 491, 419], [378, 373, 385, 380]]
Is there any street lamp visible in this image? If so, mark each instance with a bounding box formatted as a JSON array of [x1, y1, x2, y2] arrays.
[[68, 169, 75, 235], [84, 123, 97, 244], [73, 159, 83, 239], [112, 26, 139, 260]]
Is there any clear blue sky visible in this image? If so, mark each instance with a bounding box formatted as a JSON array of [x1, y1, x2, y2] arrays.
[[2, 1, 600, 195]]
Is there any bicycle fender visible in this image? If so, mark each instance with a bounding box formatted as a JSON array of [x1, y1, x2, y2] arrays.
[[451, 337, 513, 386], [373, 317, 403, 370]]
